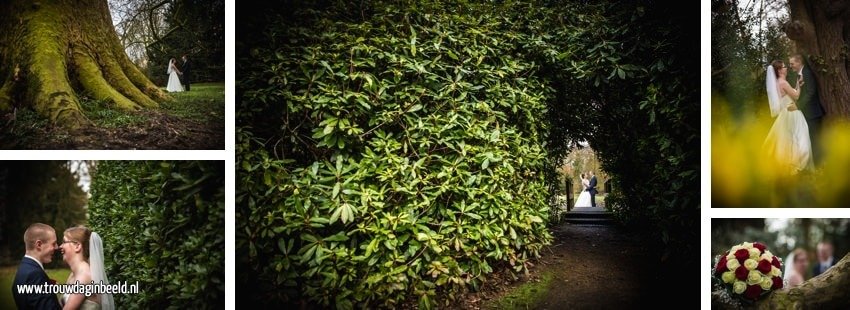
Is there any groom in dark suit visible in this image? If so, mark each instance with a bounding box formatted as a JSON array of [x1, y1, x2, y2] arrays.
[[12, 223, 62, 310], [588, 171, 598, 208], [812, 241, 834, 277], [789, 54, 825, 167], [180, 54, 192, 91]]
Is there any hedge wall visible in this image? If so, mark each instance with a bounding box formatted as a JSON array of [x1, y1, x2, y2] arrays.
[[237, 1, 556, 308], [237, 0, 699, 307], [88, 161, 224, 309]]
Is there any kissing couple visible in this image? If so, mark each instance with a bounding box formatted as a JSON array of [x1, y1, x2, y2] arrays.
[[11, 223, 114, 310], [763, 54, 825, 174]]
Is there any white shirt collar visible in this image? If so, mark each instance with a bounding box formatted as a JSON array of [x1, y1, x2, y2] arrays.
[[24, 255, 45, 270], [822, 257, 833, 267], [798, 66, 803, 76]]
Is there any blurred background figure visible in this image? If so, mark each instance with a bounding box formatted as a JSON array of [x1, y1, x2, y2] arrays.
[[784, 248, 808, 287], [813, 241, 835, 277]]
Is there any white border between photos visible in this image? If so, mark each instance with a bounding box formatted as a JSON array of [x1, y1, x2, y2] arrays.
[[225, 0, 234, 308], [701, 0, 710, 306]]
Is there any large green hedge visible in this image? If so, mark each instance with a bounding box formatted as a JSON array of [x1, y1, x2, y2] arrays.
[[88, 161, 224, 309], [238, 2, 555, 308], [237, 0, 699, 307]]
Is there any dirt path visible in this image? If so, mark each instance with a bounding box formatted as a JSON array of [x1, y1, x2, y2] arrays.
[[0, 110, 223, 149], [532, 224, 654, 309], [454, 223, 661, 309]]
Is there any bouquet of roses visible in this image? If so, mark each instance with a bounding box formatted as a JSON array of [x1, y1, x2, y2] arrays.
[[713, 242, 783, 302]]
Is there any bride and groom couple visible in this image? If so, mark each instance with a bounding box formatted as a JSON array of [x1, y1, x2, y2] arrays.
[[11, 223, 114, 310], [573, 171, 598, 208], [166, 54, 192, 93], [763, 54, 825, 173]]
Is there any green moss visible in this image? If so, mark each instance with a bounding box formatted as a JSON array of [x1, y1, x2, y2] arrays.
[[484, 272, 554, 310], [73, 50, 140, 111], [20, 1, 85, 125]]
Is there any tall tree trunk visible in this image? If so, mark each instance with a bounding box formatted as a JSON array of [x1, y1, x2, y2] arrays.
[[801, 218, 811, 251], [785, 0, 850, 118], [713, 253, 850, 309], [0, 0, 168, 127]]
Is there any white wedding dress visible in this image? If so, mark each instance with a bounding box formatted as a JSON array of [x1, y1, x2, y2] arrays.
[[166, 62, 184, 93], [62, 294, 101, 310], [574, 179, 593, 208], [763, 67, 813, 173]]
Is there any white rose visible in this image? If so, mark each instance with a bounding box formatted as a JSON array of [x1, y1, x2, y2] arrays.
[[744, 259, 758, 271], [733, 281, 747, 294], [731, 245, 744, 253], [722, 271, 736, 284], [771, 266, 782, 277], [760, 253, 774, 262], [749, 248, 761, 259], [742, 242, 754, 250], [760, 276, 773, 290], [727, 258, 741, 271], [747, 270, 762, 285]]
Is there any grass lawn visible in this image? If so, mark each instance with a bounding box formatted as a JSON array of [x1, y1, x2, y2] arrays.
[[484, 271, 554, 309], [0, 82, 224, 149], [571, 193, 607, 206], [0, 265, 70, 309]]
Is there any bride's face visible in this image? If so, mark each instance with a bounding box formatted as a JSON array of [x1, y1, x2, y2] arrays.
[[794, 252, 809, 273], [60, 234, 82, 262]]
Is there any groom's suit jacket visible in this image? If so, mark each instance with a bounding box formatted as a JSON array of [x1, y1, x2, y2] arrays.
[[181, 59, 192, 82], [588, 176, 598, 195], [11, 256, 62, 310], [811, 257, 834, 277], [797, 63, 825, 120]]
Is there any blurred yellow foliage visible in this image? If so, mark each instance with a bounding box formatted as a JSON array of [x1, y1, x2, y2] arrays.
[[712, 94, 850, 207]]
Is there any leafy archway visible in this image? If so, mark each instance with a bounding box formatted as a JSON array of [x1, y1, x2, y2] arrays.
[[236, 0, 698, 308]]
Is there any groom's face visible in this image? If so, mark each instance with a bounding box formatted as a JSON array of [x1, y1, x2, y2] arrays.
[[36, 231, 58, 264], [790, 58, 802, 73]]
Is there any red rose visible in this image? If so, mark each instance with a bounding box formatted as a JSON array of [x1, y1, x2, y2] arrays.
[[745, 284, 763, 300], [735, 265, 748, 280], [772, 276, 783, 289], [734, 249, 749, 262], [757, 259, 772, 274], [753, 242, 766, 254], [772, 256, 781, 268], [715, 255, 728, 274]]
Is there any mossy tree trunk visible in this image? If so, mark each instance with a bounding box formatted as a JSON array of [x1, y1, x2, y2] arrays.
[[0, 0, 167, 127], [712, 253, 850, 309], [785, 0, 850, 118]]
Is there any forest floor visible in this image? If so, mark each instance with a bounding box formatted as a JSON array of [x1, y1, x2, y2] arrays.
[[449, 223, 659, 309], [0, 83, 224, 149]]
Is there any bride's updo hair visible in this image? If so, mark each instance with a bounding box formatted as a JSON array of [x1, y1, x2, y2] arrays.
[[771, 60, 784, 78], [65, 225, 92, 261]]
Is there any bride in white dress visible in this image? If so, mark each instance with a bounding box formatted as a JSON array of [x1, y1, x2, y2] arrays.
[[60, 226, 114, 310], [574, 173, 593, 208], [166, 58, 184, 93], [763, 60, 813, 173]]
